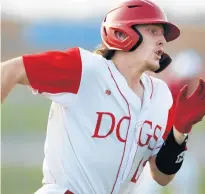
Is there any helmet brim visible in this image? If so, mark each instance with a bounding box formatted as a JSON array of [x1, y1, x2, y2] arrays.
[[160, 21, 180, 42]]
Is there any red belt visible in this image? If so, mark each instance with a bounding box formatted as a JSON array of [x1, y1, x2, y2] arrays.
[[65, 190, 74, 194]]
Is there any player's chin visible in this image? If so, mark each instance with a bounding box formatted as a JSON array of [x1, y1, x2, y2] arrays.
[[147, 60, 160, 72]]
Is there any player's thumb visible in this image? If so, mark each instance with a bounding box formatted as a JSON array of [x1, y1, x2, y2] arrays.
[[177, 85, 188, 102]]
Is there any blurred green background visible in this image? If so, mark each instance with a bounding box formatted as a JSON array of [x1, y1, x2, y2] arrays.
[[2, 86, 50, 194]]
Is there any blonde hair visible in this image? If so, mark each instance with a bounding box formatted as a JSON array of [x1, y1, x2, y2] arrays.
[[93, 44, 116, 60]]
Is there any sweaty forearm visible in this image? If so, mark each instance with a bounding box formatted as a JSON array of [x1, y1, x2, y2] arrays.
[[173, 127, 187, 144], [1, 57, 29, 103]]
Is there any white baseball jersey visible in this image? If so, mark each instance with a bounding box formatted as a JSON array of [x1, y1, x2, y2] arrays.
[[23, 47, 174, 194]]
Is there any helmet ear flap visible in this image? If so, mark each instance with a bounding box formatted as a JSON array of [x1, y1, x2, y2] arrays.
[[114, 31, 128, 41], [101, 24, 141, 51], [129, 26, 143, 52], [102, 25, 143, 52]]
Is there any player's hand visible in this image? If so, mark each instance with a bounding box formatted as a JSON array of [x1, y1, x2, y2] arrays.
[[174, 79, 205, 133]]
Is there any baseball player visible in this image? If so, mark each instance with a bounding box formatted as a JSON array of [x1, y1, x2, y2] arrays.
[[1, 1, 205, 194]]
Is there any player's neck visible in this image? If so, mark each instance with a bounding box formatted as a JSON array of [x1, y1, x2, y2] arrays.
[[112, 54, 145, 84], [112, 55, 145, 99]]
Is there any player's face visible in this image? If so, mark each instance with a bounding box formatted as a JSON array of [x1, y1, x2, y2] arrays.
[[133, 24, 166, 72]]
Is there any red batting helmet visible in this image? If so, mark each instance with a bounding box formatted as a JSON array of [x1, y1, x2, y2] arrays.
[[101, 0, 180, 51]]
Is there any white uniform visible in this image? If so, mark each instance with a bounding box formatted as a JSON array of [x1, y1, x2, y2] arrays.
[[23, 47, 173, 194]]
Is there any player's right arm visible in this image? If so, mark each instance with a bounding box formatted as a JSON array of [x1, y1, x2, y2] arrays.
[[1, 57, 29, 103], [1, 48, 83, 104]]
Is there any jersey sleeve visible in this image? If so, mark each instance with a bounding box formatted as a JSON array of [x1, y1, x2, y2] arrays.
[[22, 47, 82, 105]]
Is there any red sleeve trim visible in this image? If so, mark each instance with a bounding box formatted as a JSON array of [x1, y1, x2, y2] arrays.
[[163, 103, 176, 140], [23, 47, 82, 94]]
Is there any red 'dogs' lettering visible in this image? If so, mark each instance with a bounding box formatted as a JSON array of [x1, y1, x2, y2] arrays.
[[92, 112, 130, 142]]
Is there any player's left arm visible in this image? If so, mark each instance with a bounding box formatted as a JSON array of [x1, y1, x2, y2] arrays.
[[149, 79, 205, 186]]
